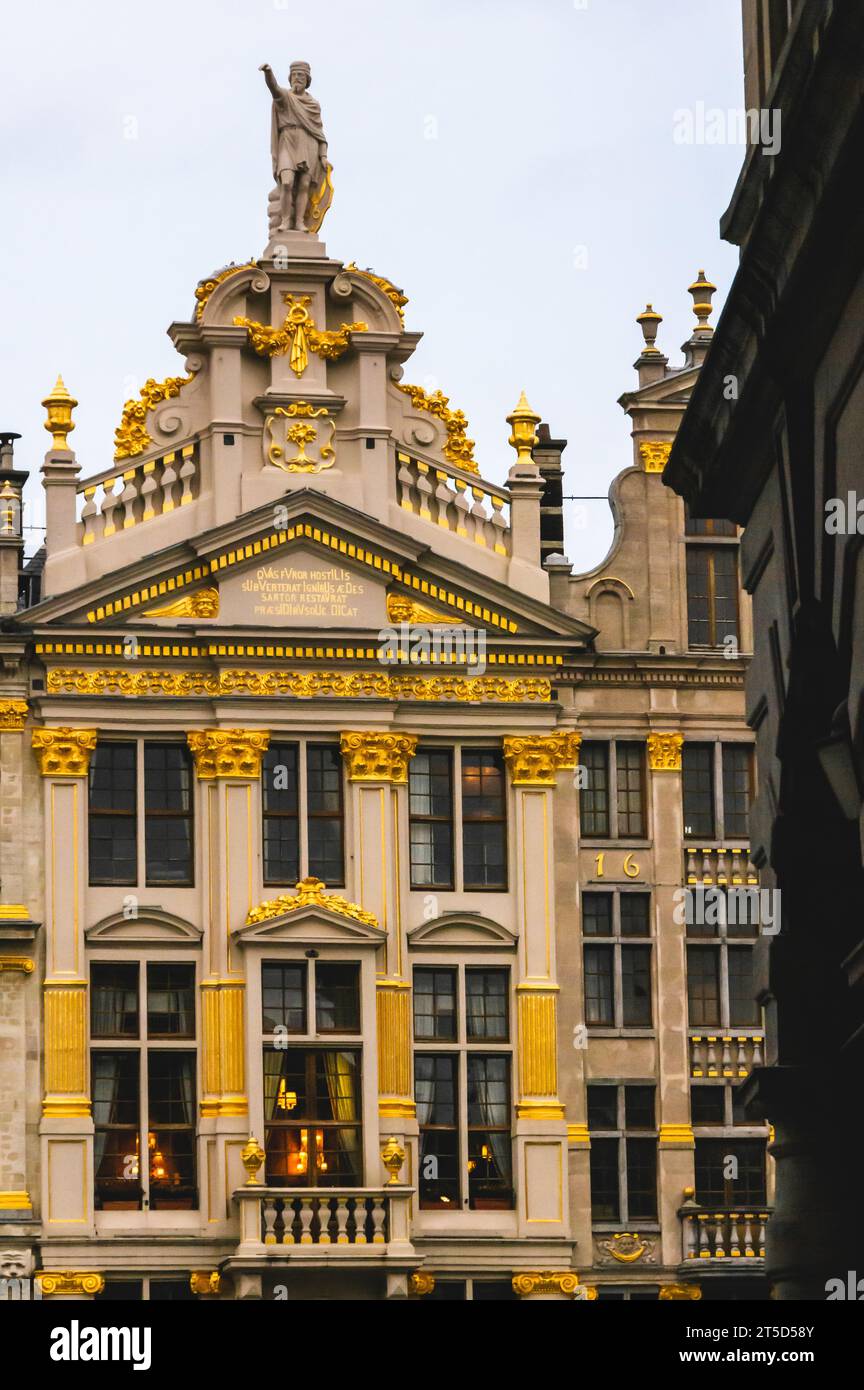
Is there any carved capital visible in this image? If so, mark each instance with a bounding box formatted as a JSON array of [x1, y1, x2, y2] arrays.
[[36, 1271, 105, 1297], [0, 699, 28, 731], [659, 1123, 695, 1148], [512, 1271, 583, 1300], [646, 732, 684, 772], [190, 1271, 221, 1296], [639, 441, 672, 473], [0, 957, 34, 974], [659, 1283, 702, 1301], [503, 732, 581, 787], [409, 1272, 436, 1297], [31, 727, 97, 777], [187, 728, 270, 779], [340, 732, 418, 784]]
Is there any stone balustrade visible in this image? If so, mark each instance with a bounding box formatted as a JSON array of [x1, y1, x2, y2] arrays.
[[396, 451, 510, 554], [76, 443, 199, 546], [235, 1186, 414, 1257], [681, 1207, 770, 1262], [689, 1030, 765, 1078], [684, 844, 759, 886]]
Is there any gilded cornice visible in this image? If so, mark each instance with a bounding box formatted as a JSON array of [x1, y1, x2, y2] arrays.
[[37, 642, 561, 668], [345, 263, 409, 324], [0, 699, 28, 730], [142, 587, 219, 619], [246, 876, 379, 928], [511, 1271, 586, 1299], [187, 729, 270, 779], [646, 732, 684, 771], [396, 382, 478, 473], [113, 374, 196, 461], [234, 293, 367, 374], [31, 727, 98, 777], [503, 732, 581, 786], [47, 669, 552, 703], [639, 441, 673, 473], [36, 1271, 106, 1297], [194, 261, 259, 321], [340, 732, 418, 783]]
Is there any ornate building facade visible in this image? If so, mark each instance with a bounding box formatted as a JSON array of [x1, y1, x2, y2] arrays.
[[0, 102, 770, 1300]]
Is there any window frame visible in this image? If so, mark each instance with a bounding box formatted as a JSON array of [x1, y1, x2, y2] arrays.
[[581, 889, 654, 1032], [685, 537, 741, 650], [87, 739, 195, 889], [579, 741, 648, 843], [587, 1082, 658, 1226], [408, 748, 455, 890], [685, 899, 762, 1030], [261, 739, 345, 889], [682, 741, 754, 842], [407, 745, 510, 894]]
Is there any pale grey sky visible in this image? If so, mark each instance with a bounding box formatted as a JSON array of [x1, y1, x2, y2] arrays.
[[2, 0, 745, 571]]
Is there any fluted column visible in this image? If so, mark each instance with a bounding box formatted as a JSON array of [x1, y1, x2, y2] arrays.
[[187, 729, 268, 1224], [32, 727, 97, 1233], [504, 732, 579, 1237]]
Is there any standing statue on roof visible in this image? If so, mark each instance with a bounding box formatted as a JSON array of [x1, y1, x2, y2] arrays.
[[260, 61, 334, 235]]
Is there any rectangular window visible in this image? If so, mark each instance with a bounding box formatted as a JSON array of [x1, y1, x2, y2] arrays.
[[306, 745, 344, 885], [686, 900, 761, 1029], [686, 946, 721, 1026], [147, 1051, 197, 1208], [580, 742, 645, 840], [686, 545, 740, 648], [465, 969, 509, 1041], [416, 1054, 460, 1208], [467, 1055, 513, 1208], [616, 742, 646, 838], [91, 963, 139, 1038], [89, 742, 137, 885], [144, 744, 194, 886], [262, 963, 307, 1034], [93, 1050, 141, 1209], [583, 891, 653, 1030], [146, 964, 195, 1038], [588, 1084, 657, 1223], [409, 750, 454, 888], [262, 743, 299, 886], [461, 751, 507, 889], [315, 963, 360, 1033], [263, 1048, 362, 1187], [579, 743, 610, 837], [414, 969, 457, 1041], [682, 744, 715, 838], [695, 1138, 767, 1207], [722, 745, 752, 838]]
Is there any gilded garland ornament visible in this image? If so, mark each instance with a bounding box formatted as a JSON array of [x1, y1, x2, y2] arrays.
[[187, 729, 270, 779], [194, 261, 259, 321], [340, 732, 418, 784], [503, 732, 582, 786], [234, 293, 367, 375], [246, 876, 379, 928], [396, 382, 478, 472], [345, 263, 408, 323], [114, 373, 196, 461], [0, 699, 28, 731], [46, 668, 553, 703], [31, 727, 98, 777]]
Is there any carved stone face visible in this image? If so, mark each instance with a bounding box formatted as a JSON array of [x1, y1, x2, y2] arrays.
[[0, 1250, 31, 1279], [289, 69, 309, 93]]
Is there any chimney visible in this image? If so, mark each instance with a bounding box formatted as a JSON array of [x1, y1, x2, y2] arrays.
[[533, 422, 567, 563], [0, 433, 27, 616]]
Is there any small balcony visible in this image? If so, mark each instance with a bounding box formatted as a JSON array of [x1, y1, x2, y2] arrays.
[[233, 1186, 417, 1267], [689, 1030, 765, 1079], [684, 845, 758, 886], [679, 1202, 771, 1270]]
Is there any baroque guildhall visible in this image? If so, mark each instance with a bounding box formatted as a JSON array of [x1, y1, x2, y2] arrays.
[[0, 59, 770, 1302]]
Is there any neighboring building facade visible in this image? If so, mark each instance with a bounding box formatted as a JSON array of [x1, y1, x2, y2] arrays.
[[666, 0, 864, 1299], [0, 183, 770, 1300]]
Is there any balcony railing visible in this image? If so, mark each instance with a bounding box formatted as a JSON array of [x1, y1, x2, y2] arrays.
[[76, 443, 199, 546], [396, 451, 511, 555], [684, 845, 759, 886], [689, 1030, 765, 1079], [235, 1186, 415, 1259], [680, 1204, 771, 1265]]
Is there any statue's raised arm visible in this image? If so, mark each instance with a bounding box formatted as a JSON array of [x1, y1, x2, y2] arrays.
[[262, 59, 333, 237]]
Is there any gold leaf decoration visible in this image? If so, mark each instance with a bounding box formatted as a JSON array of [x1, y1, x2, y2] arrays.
[[194, 261, 259, 321], [246, 876, 378, 928], [234, 293, 367, 374], [345, 263, 408, 324], [45, 668, 552, 703], [114, 374, 196, 461], [142, 587, 219, 619], [396, 382, 477, 473]]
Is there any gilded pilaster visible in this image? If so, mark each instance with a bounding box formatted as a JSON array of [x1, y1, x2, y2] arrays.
[[376, 979, 414, 1119]]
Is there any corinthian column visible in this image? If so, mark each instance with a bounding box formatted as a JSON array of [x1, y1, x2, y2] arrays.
[[503, 732, 579, 1237], [32, 727, 97, 1234]]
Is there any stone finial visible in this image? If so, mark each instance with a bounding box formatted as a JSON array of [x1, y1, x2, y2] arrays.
[[688, 270, 717, 335], [506, 390, 540, 466], [636, 304, 663, 355], [41, 376, 77, 450]]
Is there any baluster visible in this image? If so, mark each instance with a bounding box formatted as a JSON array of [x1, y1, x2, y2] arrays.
[[758, 1215, 767, 1257], [179, 445, 196, 505], [735, 1037, 748, 1076], [697, 1214, 711, 1258], [683, 1214, 698, 1261], [160, 453, 178, 513], [752, 1035, 764, 1068], [721, 1036, 733, 1077], [730, 848, 743, 885], [352, 1197, 368, 1245], [317, 1196, 332, 1245], [705, 1036, 718, 1077], [434, 470, 455, 529], [489, 494, 508, 555], [470, 487, 489, 546], [690, 1035, 703, 1077], [728, 1213, 741, 1258], [415, 461, 433, 520], [397, 458, 416, 513], [121, 470, 140, 529], [298, 1196, 315, 1244], [716, 847, 729, 884], [334, 1197, 350, 1245], [80, 486, 99, 546], [453, 478, 470, 536], [686, 847, 699, 884], [742, 1215, 755, 1257], [101, 479, 121, 537], [263, 1197, 278, 1246], [700, 849, 712, 884], [713, 1214, 725, 1259], [140, 461, 158, 521], [747, 856, 759, 885], [370, 1197, 386, 1245]]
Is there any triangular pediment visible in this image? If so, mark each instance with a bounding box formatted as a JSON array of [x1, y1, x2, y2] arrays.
[[86, 908, 203, 946], [235, 904, 387, 947], [408, 914, 518, 950]]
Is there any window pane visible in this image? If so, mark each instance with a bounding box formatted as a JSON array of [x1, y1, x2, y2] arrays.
[[467, 1055, 512, 1210], [465, 969, 509, 1040], [728, 948, 760, 1025], [144, 744, 193, 885], [579, 743, 610, 837], [263, 1049, 362, 1187], [625, 1085, 655, 1130], [620, 893, 650, 937], [262, 963, 307, 1033], [691, 1086, 725, 1126], [416, 1054, 459, 1207], [622, 945, 652, 1026], [306, 745, 344, 885], [587, 1085, 618, 1130], [584, 944, 614, 1026], [682, 744, 715, 838], [315, 964, 360, 1033], [686, 946, 721, 1026], [461, 752, 506, 889], [590, 1137, 620, 1221], [626, 1138, 657, 1220], [409, 750, 453, 888], [616, 742, 645, 837], [413, 969, 457, 1040], [262, 744, 299, 885], [88, 742, 137, 885], [722, 745, 751, 838], [467, 1054, 510, 1127], [93, 1050, 141, 1210], [712, 547, 740, 645], [147, 1051, 197, 1208], [695, 1138, 766, 1206], [91, 964, 139, 1038], [686, 546, 712, 646], [582, 893, 613, 936], [146, 964, 194, 1038]]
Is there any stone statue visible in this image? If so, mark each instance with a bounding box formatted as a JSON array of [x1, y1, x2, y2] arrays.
[[260, 61, 333, 235]]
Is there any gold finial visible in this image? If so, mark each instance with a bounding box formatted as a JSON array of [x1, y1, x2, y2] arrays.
[[42, 375, 78, 450], [506, 390, 540, 465], [688, 270, 717, 335], [381, 1136, 406, 1185], [636, 304, 663, 355], [241, 1135, 266, 1185]]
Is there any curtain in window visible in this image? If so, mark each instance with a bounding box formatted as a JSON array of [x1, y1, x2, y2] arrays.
[[468, 1058, 512, 1185], [92, 1052, 125, 1174], [176, 1053, 195, 1123], [263, 1049, 283, 1121]]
